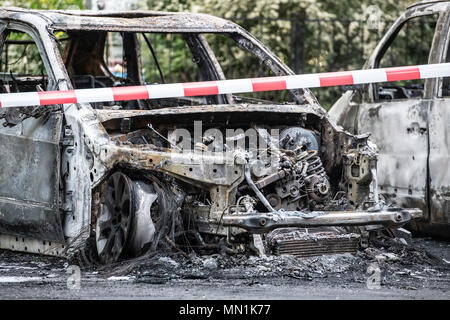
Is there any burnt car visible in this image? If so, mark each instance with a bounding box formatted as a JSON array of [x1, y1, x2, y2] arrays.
[[329, 0, 450, 239], [0, 8, 421, 263]]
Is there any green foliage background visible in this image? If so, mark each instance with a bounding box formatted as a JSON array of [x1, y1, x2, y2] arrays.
[[0, 0, 84, 9], [145, 0, 419, 107], [0, 0, 425, 107]]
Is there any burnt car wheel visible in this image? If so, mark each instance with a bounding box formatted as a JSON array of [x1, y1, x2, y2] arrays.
[[96, 172, 134, 264]]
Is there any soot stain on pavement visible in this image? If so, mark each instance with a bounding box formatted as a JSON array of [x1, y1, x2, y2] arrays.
[[0, 237, 449, 295]]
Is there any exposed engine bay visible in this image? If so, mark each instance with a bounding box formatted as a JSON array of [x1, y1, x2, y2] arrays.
[[84, 104, 421, 263]]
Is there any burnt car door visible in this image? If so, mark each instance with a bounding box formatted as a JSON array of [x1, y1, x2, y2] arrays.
[[329, 12, 442, 224], [0, 23, 64, 243], [426, 11, 450, 235]]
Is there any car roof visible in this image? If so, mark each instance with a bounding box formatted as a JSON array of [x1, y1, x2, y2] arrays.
[[0, 7, 239, 33]]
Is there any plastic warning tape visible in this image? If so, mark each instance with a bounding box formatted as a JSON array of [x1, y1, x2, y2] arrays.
[[0, 63, 449, 108]]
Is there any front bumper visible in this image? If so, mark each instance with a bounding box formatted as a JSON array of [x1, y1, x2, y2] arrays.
[[222, 207, 423, 233]]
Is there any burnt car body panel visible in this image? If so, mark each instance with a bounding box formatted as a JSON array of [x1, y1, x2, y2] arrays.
[[329, 0, 450, 238], [0, 112, 64, 242]]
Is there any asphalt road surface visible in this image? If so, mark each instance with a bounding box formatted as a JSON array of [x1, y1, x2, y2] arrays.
[[0, 237, 449, 300]]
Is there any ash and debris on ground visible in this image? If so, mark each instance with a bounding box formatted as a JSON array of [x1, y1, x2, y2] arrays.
[[0, 237, 449, 297], [93, 237, 450, 291]]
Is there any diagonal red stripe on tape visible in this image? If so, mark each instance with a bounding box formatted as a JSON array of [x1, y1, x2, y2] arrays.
[[251, 77, 286, 92], [319, 72, 354, 87], [183, 81, 218, 96], [38, 90, 77, 105], [386, 66, 421, 82], [112, 86, 149, 101]]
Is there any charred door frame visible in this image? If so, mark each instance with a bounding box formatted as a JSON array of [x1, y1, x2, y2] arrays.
[[0, 21, 64, 242], [352, 11, 445, 222], [425, 10, 450, 234]]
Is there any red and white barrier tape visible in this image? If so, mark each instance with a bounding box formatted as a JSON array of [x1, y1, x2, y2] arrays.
[[0, 63, 449, 108]]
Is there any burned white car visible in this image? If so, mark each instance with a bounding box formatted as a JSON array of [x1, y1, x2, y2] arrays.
[[329, 0, 450, 239], [0, 8, 421, 264]]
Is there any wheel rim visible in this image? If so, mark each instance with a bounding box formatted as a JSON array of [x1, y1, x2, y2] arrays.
[[96, 172, 133, 264]]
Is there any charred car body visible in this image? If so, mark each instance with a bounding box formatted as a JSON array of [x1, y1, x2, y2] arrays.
[[330, 0, 450, 239], [0, 8, 421, 263]]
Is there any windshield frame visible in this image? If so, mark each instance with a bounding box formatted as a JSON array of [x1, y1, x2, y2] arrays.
[[48, 26, 314, 108]]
